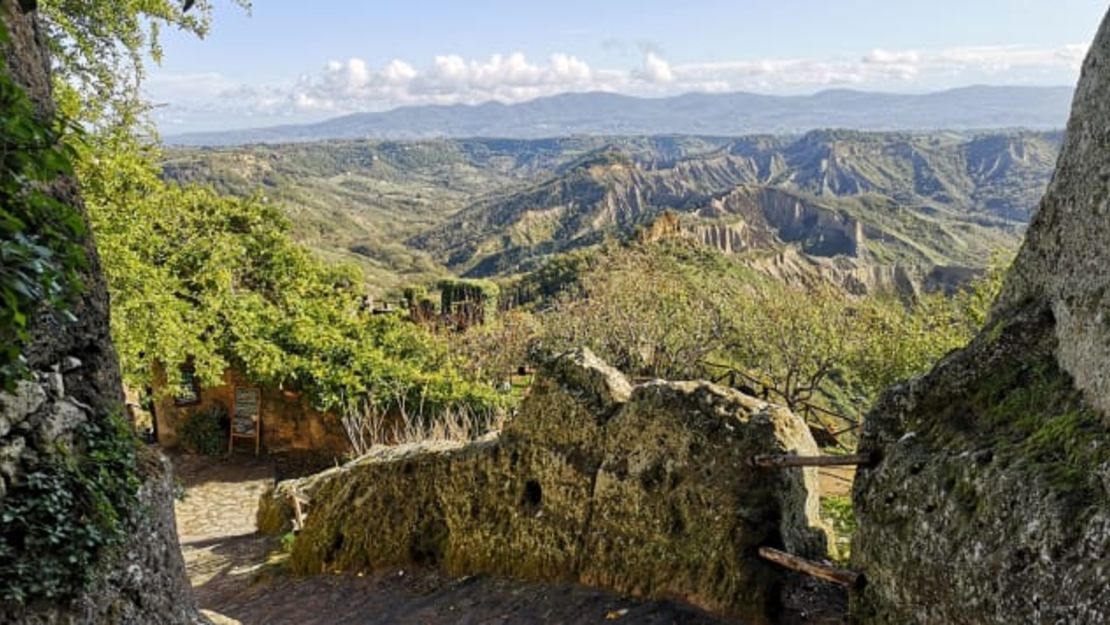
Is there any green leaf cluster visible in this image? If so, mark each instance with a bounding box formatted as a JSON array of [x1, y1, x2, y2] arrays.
[[38, 0, 249, 123], [177, 404, 227, 456], [537, 240, 999, 422]]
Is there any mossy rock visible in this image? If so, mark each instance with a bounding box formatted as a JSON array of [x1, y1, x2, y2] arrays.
[[853, 304, 1110, 624], [273, 349, 828, 624]]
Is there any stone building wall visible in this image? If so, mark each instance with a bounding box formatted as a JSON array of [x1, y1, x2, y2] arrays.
[[152, 366, 349, 455]]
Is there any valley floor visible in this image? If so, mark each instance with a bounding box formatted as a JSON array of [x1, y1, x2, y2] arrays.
[[171, 452, 846, 625]]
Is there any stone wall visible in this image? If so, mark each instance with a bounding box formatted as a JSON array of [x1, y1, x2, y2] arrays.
[[152, 366, 348, 455], [0, 2, 199, 622], [851, 7, 1110, 624], [261, 349, 829, 624]]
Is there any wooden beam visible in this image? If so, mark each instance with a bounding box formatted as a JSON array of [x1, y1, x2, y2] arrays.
[[750, 452, 873, 469], [758, 547, 863, 588]]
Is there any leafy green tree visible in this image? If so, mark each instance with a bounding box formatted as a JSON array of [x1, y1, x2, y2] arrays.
[[72, 119, 504, 422], [29, 0, 505, 428], [540, 243, 728, 379], [535, 239, 997, 426], [725, 282, 860, 411], [450, 309, 541, 387], [39, 0, 248, 123]]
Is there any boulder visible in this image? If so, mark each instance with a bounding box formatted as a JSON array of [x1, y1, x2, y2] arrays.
[[852, 8, 1110, 624], [273, 348, 828, 624], [0, 450, 200, 625]]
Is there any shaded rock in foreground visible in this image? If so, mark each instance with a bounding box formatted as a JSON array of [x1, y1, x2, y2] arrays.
[[852, 8, 1110, 624], [264, 349, 828, 624], [0, 2, 200, 623]]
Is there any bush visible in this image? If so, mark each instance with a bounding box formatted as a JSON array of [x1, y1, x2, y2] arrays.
[[177, 404, 227, 456]]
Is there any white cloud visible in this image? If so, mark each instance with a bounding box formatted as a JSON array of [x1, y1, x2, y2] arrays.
[[863, 49, 922, 65], [639, 52, 674, 83], [149, 43, 1089, 132]]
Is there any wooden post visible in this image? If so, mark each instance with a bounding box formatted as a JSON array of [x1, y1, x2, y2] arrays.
[[750, 452, 873, 469], [758, 547, 863, 588], [291, 494, 307, 532]]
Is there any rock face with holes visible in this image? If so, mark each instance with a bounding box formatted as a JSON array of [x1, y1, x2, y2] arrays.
[[852, 8, 1110, 624], [265, 349, 828, 624]]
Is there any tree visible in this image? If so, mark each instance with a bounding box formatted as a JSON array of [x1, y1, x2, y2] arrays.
[[534, 239, 996, 425], [39, 0, 249, 124], [540, 243, 729, 379], [725, 282, 859, 412]]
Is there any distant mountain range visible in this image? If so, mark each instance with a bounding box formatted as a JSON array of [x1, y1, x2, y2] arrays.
[[166, 86, 1073, 147]]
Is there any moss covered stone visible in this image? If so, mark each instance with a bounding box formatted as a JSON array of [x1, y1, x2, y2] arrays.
[[266, 348, 828, 624], [853, 304, 1110, 624], [852, 8, 1110, 622]]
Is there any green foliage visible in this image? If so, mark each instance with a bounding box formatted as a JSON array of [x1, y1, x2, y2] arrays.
[[436, 278, 500, 324], [0, 413, 140, 604], [537, 240, 991, 422], [177, 404, 227, 456], [38, 0, 249, 123], [450, 310, 540, 388], [281, 531, 297, 553], [820, 495, 856, 563], [540, 241, 733, 380], [502, 247, 594, 307], [72, 120, 505, 423], [437, 278, 500, 304], [0, 24, 86, 388]]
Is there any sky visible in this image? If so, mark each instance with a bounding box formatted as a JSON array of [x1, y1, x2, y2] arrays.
[[148, 0, 1108, 133]]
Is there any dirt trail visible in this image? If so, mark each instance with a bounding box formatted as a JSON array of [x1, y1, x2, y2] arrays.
[[171, 452, 845, 625]]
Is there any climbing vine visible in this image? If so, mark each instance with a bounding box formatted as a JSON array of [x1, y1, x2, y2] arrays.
[[0, 412, 140, 603], [0, 21, 86, 389]]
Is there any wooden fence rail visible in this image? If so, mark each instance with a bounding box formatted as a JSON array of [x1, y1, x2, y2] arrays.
[[750, 452, 874, 469], [758, 547, 864, 588]]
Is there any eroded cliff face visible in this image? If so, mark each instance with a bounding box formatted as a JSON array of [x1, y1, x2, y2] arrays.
[[0, 2, 198, 622], [852, 8, 1110, 624], [261, 349, 829, 624]]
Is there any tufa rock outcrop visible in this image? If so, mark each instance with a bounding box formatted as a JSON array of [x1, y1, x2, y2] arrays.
[[260, 349, 829, 624], [852, 7, 1110, 624], [0, 2, 199, 622]]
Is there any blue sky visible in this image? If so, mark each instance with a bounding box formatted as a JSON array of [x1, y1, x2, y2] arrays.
[[149, 0, 1107, 133]]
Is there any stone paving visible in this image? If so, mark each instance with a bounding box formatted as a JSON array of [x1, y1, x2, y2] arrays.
[[170, 451, 844, 625]]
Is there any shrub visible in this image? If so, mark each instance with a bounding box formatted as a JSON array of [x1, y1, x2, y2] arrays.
[[177, 404, 227, 456]]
